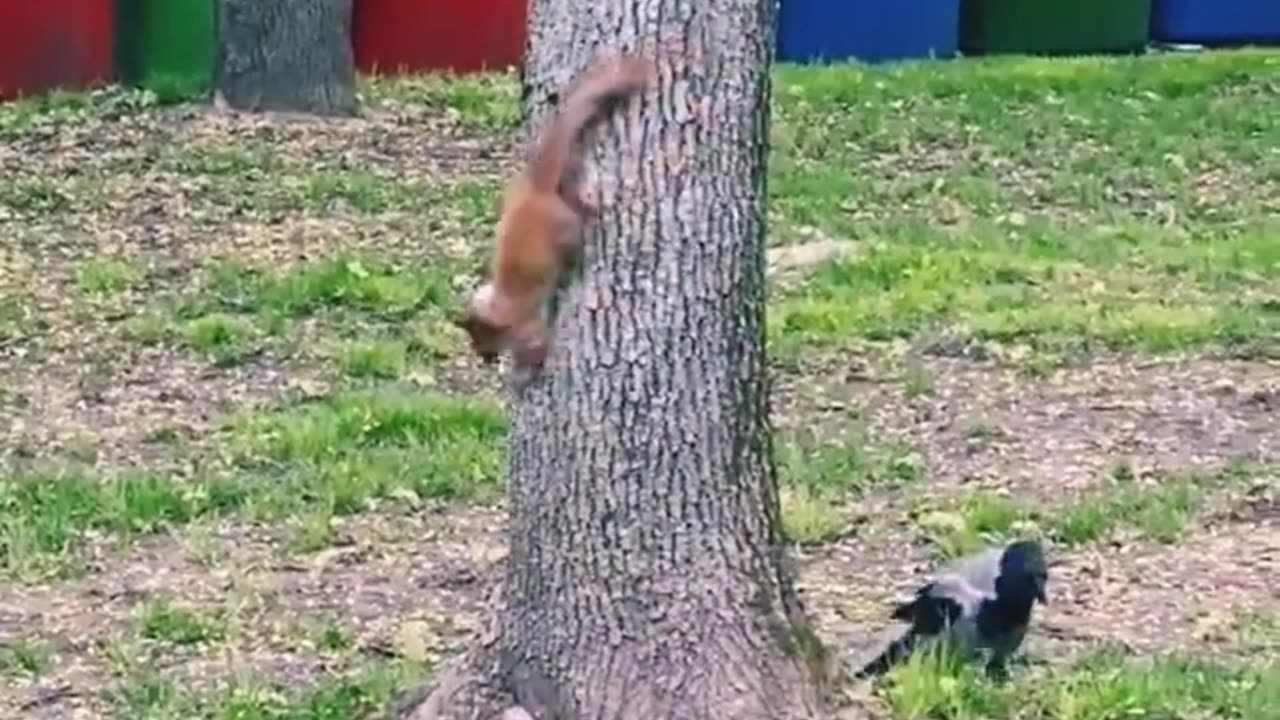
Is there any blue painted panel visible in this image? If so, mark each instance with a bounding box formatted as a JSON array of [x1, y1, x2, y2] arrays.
[[1152, 1, 1280, 44], [778, 0, 961, 64]]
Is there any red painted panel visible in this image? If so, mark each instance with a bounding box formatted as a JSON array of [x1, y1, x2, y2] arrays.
[[353, 0, 527, 74], [0, 0, 113, 100]]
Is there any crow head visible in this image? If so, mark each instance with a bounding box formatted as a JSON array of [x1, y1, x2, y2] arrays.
[[997, 539, 1049, 606]]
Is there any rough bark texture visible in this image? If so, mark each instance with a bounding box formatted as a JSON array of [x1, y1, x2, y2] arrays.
[[398, 1, 830, 718], [214, 0, 357, 116]]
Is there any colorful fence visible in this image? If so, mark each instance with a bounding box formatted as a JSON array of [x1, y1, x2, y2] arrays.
[[3, 0, 1280, 102], [0, 1, 113, 100]]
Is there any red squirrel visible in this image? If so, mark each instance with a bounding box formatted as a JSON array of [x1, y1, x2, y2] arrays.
[[455, 52, 654, 373]]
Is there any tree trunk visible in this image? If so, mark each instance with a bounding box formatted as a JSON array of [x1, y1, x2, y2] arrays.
[[213, 0, 357, 116], [396, 1, 830, 718]]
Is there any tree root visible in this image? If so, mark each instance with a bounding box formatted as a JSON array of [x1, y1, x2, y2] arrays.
[[389, 659, 494, 720], [389, 642, 828, 720], [389, 649, 549, 720]]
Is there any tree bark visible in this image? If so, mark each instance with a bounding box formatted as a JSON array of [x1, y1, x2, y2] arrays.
[[397, 1, 831, 718], [213, 0, 357, 116]]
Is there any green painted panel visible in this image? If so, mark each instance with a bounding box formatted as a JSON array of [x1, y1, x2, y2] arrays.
[[961, 0, 1152, 55], [115, 0, 215, 100]]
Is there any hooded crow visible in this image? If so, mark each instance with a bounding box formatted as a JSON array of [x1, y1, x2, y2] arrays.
[[855, 539, 1049, 680]]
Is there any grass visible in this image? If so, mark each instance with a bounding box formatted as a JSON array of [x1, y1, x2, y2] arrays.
[[0, 86, 155, 140], [768, 49, 1278, 357], [338, 339, 408, 379], [915, 493, 1035, 560], [0, 388, 937, 567], [128, 254, 470, 374], [1, 49, 1277, 719], [360, 70, 521, 131], [1046, 460, 1267, 546], [879, 643, 1278, 720], [916, 461, 1269, 558], [0, 177, 72, 214], [1233, 609, 1280, 655], [0, 468, 222, 576], [0, 389, 505, 576], [75, 258, 145, 297], [109, 658, 429, 720], [770, 224, 1277, 356], [778, 427, 922, 543], [138, 598, 225, 646], [191, 256, 457, 321], [779, 485, 849, 545], [780, 428, 922, 497], [1050, 476, 1201, 546], [182, 313, 257, 364], [900, 362, 935, 399], [0, 636, 51, 677], [160, 146, 497, 219], [167, 256, 465, 369], [228, 388, 506, 506]]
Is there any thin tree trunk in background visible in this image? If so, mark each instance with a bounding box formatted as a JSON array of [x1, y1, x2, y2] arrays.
[[397, 0, 830, 718], [214, 0, 357, 116]]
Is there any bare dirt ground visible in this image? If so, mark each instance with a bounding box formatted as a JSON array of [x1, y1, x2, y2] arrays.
[[4, 347, 1275, 717]]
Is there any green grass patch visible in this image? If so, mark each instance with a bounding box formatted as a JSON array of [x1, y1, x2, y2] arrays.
[[877, 645, 1277, 720], [230, 388, 505, 509], [74, 258, 145, 296], [182, 159, 482, 219], [779, 485, 848, 545], [780, 428, 921, 498], [0, 86, 155, 140], [769, 223, 1278, 356], [1047, 460, 1266, 546], [777, 428, 921, 543], [137, 73, 209, 105], [0, 468, 244, 577], [772, 50, 1278, 231], [0, 297, 37, 346], [109, 657, 429, 720], [915, 493, 1034, 561], [137, 598, 225, 646], [0, 636, 51, 678], [165, 256, 467, 367], [0, 390, 504, 575], [337, 339, 408, 379], [768, 49, 1279, 356], [121, 310, 173, 346], [361, 71, 521, 131], [284, 618, 356, 655], [403, 315, 463, 360], [1233, 608, 1280, 655], [182, 313, 257, 364], [288, 507, 340, 554], [1050, 475, 1201, 546], [915, 461, 1268, 557], [0, 177, 72, 214], [901, 361, 935, 399], [157, 136, 444, 217], [190, 256, 457, 323], [161, 142, 283, 177]]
